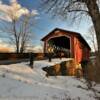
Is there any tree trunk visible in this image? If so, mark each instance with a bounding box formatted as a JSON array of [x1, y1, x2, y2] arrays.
[[86, 0, 100, 82], [16, 42, 19, 53], [13, 20, 20, 53], [20, 45, 24, 53]]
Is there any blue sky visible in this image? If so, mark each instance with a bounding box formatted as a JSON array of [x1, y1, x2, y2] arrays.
[[18, 0, 92, 43], [0, 0, 93, 51]]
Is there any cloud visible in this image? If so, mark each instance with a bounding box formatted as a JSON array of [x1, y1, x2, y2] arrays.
[[26, 45, 43, 53], [31, 10, 38, 16], [0, 39, 43, 53], [32, 45, 43, 53], [10, 0, 17, 3], [0, 47, 11, 52], [0, 0, 2, 4], [0, 0, 38, 22], [0, 39, 14, 52]]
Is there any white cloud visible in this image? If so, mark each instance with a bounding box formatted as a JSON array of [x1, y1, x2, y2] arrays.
[[0, 13, 12, 22], [0, 0, 38, 22], [33, 45, 43, 53], [0, 39, 43, 52], [31, 10, 38, 16], [26, 45, 43, 53], [0, 0, 2, 4], [10, 0, 17, 3], [0, 39, 15, 52]]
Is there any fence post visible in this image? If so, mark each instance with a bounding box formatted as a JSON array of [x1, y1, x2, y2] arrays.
[[29, 52, 34, 68]]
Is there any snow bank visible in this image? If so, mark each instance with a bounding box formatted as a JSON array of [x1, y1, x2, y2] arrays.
[[0, 58, 99, 100]]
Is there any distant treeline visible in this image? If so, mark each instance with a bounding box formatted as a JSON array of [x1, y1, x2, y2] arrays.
[[0, 52, 95, 61], [0, 53, 46, 60]]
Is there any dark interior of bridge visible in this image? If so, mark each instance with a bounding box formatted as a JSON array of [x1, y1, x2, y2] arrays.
[[48, 36, 70, 57], [48, 36, 70, 49]]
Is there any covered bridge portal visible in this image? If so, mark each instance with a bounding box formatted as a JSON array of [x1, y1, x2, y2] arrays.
[[41, 28, 91, 64], [48, 36, 70, 57]]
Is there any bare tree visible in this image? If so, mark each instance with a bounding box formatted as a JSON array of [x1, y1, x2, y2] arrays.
[[86, 26, 98, 52], [0, 0, 38, 53], [10, 15, 36, 53], [41, 0, 100, 82]]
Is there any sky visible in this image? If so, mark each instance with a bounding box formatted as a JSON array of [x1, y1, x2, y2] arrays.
[[0, 0, 94, 52]]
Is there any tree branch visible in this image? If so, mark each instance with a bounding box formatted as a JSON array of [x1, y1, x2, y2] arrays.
[[68, 9, 89, 13]]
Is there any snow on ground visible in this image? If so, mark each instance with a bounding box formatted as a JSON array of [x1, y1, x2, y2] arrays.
[[34, 58, 73, 68], [0, 58, 100, 100]]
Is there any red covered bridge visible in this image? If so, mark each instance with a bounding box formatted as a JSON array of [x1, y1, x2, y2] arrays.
[[41, 28, 91, 64]]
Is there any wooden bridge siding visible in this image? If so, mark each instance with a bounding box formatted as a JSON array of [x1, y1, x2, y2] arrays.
[[74, 37, 82, 64], [73, 37, 90, 64], [43, 31, 73, 55]]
